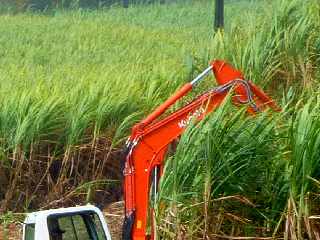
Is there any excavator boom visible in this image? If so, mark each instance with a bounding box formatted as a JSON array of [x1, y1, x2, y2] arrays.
[[122, 60, 279, 240]]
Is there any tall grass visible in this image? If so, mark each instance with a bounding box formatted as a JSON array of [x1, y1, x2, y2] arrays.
[[0, 0, 247, 211], [283, 99, 320, 239], [158, 100, 286, 238], [0, 0, 320, 238], [157, 97, 320, 239]]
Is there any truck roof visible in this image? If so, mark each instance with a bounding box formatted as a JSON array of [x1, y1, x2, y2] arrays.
[[24, 204, 102, 224]]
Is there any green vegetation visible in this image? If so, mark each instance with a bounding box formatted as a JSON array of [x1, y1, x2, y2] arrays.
[[0, 0, 320, 238], [158, 100, 320, 238]]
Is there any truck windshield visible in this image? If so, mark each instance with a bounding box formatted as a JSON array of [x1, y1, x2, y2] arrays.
[[24, 224, 35, 240], [47, 212, 107, 240]]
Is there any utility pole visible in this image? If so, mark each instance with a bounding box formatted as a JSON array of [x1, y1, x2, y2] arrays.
[[123, 0, 129, 8], [214, 0, 224, 30]]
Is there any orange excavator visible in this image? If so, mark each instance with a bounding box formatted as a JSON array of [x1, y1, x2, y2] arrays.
[[22, 60, 279, 240], [122, 60, 280, 240]]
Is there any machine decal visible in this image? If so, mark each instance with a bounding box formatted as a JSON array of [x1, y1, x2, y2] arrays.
[[178, 107, 205, 128]]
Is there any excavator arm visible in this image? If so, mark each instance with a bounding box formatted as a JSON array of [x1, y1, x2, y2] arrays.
[[122, 60, 280, 240]]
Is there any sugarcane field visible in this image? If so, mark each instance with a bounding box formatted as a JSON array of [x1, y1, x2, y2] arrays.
[[0, 0, 320, 239]]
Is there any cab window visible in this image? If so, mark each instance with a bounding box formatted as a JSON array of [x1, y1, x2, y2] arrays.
[[47, 212, 107, 240], [24, 224, 35, 240]]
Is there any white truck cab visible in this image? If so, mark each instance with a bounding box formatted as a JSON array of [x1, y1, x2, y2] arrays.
[[23, 204, 112, 240]]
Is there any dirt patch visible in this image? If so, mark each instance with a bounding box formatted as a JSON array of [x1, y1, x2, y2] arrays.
[[0, 224, 22, 240], [104, 201, 124, 239]]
